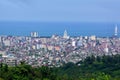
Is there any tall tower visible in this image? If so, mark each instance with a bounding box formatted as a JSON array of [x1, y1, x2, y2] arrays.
[[63, 30, 69, 39], [115, 25, 118, 36]]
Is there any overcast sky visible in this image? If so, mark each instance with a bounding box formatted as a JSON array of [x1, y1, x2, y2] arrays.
[[0, 0, 120, 22]]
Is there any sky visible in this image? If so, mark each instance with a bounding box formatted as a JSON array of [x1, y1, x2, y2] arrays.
[[0, 0, 120, 22], [0, 0, 120, 36]]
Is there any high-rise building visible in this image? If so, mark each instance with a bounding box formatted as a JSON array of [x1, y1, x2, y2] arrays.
[[31, 32, 39, 37], [115, 25, 118, 36], [63, 30, 69, 39]]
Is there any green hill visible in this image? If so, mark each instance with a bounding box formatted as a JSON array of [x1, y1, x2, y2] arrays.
[[0, 54, 120, 80]]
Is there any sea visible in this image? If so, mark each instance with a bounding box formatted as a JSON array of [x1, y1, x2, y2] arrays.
[[0, 21, 119, 37]]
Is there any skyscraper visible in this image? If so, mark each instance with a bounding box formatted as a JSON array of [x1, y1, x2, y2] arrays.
[[63, 30, 69, 39], [31, 32, 39, 37], [115, 25, 118, 36]]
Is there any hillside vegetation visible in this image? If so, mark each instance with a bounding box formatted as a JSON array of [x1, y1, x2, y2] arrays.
[[0, 54, 120, 80]]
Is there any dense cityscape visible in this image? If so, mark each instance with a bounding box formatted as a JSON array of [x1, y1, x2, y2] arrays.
[[0, 25, 120, 67], [1, 0, 120, 79]]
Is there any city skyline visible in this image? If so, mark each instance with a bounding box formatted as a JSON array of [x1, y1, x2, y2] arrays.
[[0, 22, 119, 37], [1, 1, 120, 79], [0, 24, 119, 37]]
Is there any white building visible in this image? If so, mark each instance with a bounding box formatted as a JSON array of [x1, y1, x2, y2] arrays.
[[72, 41, 76, 47], [63, 30, 69, 39], [104, 43, 109, 53], [31, 32, 39, 37]]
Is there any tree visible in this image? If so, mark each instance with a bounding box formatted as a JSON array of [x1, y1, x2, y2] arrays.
[[93, 72, 111, 80], [0, 78, 4, 80]]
